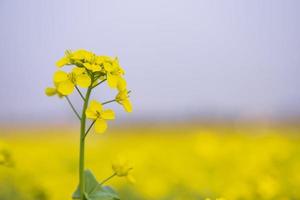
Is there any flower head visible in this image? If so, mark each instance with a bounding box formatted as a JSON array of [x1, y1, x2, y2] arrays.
[[115, 89, 132, 113], [53, 67, 91, 95], [85, 100, 115, 134]]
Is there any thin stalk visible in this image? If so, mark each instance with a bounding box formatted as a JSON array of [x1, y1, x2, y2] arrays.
[[75, 86, 85, 101], [79, 85, 93, 200], [99, 173, 117, 186], [84, 120, 96, 139], [65, 96, 81, 120], [92, 79, 106, 89], [102, 99, 116, 105]]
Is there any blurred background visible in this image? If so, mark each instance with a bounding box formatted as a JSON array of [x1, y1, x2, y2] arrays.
[[0, 0, 300, 200]]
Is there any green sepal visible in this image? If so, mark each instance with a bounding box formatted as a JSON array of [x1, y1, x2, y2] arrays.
[[72, 170, 120, 200]]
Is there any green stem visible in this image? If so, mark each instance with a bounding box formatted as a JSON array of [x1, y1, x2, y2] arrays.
[[65, 96, 81, 120], [99, 173, 117, 186], [102, 99, 116, 105], [84, 120, 96, 139], [92, 79, 106, 89], [76, 86, 86, 101], [79, 85, 93, 200]]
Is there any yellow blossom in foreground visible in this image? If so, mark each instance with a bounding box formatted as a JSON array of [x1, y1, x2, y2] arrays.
[[53, 67, 91, 95], [85, 100, 115, 134]]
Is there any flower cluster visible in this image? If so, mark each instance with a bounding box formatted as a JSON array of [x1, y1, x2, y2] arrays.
[[45, 49, 132, 133]]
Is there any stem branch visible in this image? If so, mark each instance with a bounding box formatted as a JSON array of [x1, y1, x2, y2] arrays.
[[65, 96, 81, 120], [76, 86, 85, 101], [92, 79, 106, 89], [99, 173, 117, 186], [84, 120, 96, 139], [102, 99, 116, 105]]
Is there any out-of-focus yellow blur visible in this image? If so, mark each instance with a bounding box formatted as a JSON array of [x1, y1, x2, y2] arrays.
[[0, 124, 299, 200]]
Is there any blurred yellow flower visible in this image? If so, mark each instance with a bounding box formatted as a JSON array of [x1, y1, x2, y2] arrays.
[[53, 67, 91, 95], [85, 100, 115, 134], [112, 157, 135, 183]]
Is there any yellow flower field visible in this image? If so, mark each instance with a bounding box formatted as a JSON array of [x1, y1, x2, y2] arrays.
[[0, 124, 299, 200]]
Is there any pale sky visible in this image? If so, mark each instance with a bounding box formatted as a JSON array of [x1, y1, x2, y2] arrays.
[[0, 0, 299, 122]]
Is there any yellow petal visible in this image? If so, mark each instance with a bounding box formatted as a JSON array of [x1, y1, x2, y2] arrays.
[[45, 87, 57, 96], [112, 157, 133, 176], [117, 78, 127, 91], [85, 108, 98, 119], [57, 80, 74, 95], [95, 56, 105, 65], [126, 174, 136, 184], [72, 67, 85, 75], [123, 99, 132, 113], [84, 63, 101, 72], [71, 49, 92, 60], [94, 119, 107, 134], [89, 100, 103, 112], [107, 74, 118, 88], [101, 109, 115, 120], [53, 71, 68, 84], [116, 90, 128, 102], [103, 62, 113, 72], [76, 74, 91, 88], [56, 57, 69, 67], [113, 58, 125, 75]]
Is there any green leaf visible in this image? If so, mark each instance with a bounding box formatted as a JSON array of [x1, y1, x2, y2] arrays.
[[72, 170, 120, 200], [72, 186, 80, 199], [89, 186, 120, 200], [85, 170, 100, 194]]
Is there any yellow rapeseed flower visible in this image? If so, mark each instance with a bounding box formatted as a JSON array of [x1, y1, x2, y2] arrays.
[[85, 100, 115, 134], [53, 67, 91, 95], [104, 58, 125, 88], [116, 89, 132, 112], [115, 78, 132, 112]]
